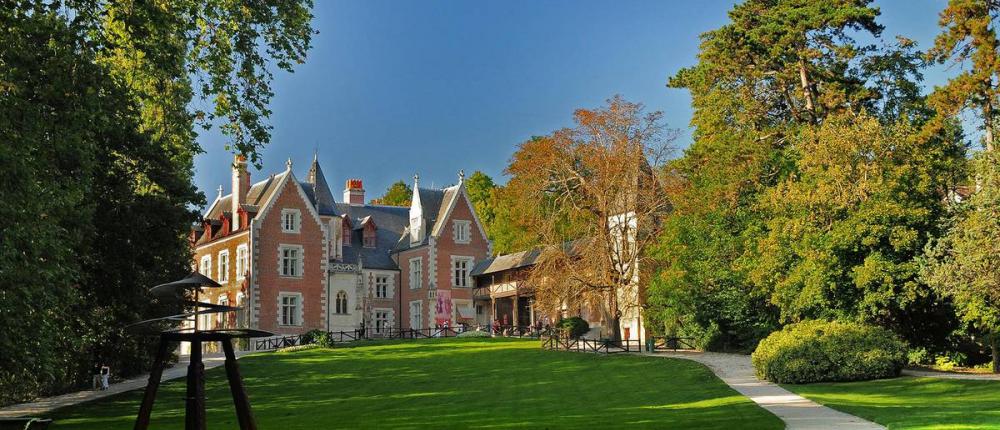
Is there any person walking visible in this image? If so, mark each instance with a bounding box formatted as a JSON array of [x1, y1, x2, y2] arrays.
[[91, 362, 101, 390], [100, 364, 110, 390]]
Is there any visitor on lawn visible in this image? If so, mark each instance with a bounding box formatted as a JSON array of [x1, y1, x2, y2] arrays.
[[100, 364, 110, 390], [91, 362, 101, 390]]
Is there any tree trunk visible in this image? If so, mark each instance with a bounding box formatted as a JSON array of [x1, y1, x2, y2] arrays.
[[609, 315, 622, 344], [798, 58, 815, 120], [992, 331, 999, 374], [985, 99, 995, 152]]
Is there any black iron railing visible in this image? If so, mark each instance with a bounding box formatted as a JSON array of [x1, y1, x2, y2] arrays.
[[540, 334, 643, 354]]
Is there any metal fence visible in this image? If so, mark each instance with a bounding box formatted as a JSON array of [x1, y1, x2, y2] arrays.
[[251, 325, 543, 351], [540, 335, 643, 354]]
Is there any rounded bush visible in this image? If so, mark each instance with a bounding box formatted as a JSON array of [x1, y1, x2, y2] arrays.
[[456, 330, 491, 338], [557, 317, 590, 339], [751, 320, 907, 384]]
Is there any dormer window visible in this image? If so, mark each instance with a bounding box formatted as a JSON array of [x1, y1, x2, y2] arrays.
[[342, 219, 351, 246], [281, 209, 301, 233], [363, 222, 376, 248]]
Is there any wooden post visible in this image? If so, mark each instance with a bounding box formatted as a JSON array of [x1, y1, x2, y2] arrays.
[[134, 337, 169, 430], [223, 338, 257, 430], [185, 339, 206, 430]]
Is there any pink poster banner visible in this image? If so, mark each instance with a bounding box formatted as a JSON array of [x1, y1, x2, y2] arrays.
[[435, 290, 452, 326]]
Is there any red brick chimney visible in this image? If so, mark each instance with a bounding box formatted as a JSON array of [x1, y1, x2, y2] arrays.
[[232, 155, 250, 225], [344, 179, 365, 205]]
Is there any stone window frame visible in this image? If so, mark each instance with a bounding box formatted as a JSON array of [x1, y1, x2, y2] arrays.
[[235, 244, 248, 281], [452, 220, 471, 244], [217, 250, 230, 283], [200, 255, 211, 279], [278, 244, 304, 278], [277, 292, 304, 327], [409, 257, 422, 290], [335, 290, 349, 315], [450, 256, 474, 288], [281, 208, 302, 233]]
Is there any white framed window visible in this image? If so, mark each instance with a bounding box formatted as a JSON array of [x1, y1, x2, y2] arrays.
[[281, 208, 301, 233], [278, 244, 303, 277], [278, 292, 302, 326], [217, 294, 229, 328], [235, 244, 248, 280], [409, 258, 422, 289], [200, 255, 211, 279], [409, 301, 422, 329], [375, 275, 389, 298], [335, 290, 348, 314], [217, 250, 230, 283], [375, 310, 389, 334], [451, 256, 474, 288], [453, 220, 471, 244]]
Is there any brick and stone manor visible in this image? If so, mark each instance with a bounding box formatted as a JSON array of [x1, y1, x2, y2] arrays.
[[190, 155, 491, 337]]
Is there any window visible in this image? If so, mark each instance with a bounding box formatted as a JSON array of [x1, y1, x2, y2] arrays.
[[235, 292, 246, 328], [200, 255, 211, 279], [476, 304, 484, 316], [279, 245, 303, 277], [279, 293, 300, 326], [235, 244, 248, 280], [452, 257, 473, 288], [375, 311, 388, 334], [453, 220, 471, 244], [335, 291, 348, 314], [281, 209, 301, 233], [342, 220, 351, 246], [217, 294, 229, 328], [363, 224, 376, 248], [375, 275, 389, 298], [410, 301, 422, 329], [409, 258, 422, 289], [217, 250, 230, 283]]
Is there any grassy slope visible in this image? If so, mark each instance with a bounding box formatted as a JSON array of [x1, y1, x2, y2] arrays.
[[50, 338, 781, 429], [785, 377, 1000, 429]]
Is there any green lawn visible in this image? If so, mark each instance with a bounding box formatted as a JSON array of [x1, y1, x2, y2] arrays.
[[785, 377, 1000, 429], [50, 338, 782, 429]]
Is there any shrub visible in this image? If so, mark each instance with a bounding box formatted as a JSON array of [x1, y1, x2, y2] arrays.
[[300, 329, 333, 348], [457, 330, 491, 338], [557, 317, 590, 339], [751, 320, 908, 384]]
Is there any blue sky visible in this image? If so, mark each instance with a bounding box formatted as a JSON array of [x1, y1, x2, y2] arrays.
[[193, 0, 952, 206]]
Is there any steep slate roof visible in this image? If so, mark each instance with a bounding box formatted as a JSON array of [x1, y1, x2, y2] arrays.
[[337, 203, 409, 270], [205, 171, 288, 220], [394, 185, 462, 251], [302, 156, 338, 216]]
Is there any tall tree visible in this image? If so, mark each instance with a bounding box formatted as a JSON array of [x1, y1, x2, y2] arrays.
[[927, 0, 1000, 151], [372, 180, 412, 206], [464, 171, 497, 227], [924, 151, 1000, 372], [509, 96, 676, 342]]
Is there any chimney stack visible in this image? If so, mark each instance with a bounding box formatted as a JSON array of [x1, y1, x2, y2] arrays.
[[344, 179, 365, 205], [232, 155, 250, 226]]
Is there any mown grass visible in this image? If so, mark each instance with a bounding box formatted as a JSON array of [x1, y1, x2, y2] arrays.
[[785, 376, 1000, 429], [49, 338, 782, 429]]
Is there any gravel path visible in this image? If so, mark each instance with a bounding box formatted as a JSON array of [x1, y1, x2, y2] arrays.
[[646, 351, 884, 430]]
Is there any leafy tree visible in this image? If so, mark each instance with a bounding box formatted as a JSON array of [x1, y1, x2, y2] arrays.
[[464, 171, 496, 226], [372, 180, 412, 206], [924, 152, 1000, 372], [748, 112, 964, 345], [927, 0, 1000, 151], [510, 96, 677, 341]]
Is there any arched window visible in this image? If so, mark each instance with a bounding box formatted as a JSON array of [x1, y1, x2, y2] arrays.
[[335, 291, 348, 314]]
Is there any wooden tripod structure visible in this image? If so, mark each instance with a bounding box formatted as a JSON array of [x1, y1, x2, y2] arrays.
[[131, 272, 272, 430]]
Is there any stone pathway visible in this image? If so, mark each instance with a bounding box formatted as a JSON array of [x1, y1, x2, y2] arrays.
[[902, 368, 1000, 381], [646, 351, 884, 430], [0, 352, 248, 418]]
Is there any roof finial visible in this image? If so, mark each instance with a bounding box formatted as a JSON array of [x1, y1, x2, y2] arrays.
[[217, 185, 224, 198], [413, 173, 420, 187], [458, 169, 465, 184], [285, 157, 293, 171]]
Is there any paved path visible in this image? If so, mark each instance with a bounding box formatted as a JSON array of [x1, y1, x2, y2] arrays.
[[0, 352, 248, 418], [902, 368, 1000, 381], [646, 351, 884, 430]]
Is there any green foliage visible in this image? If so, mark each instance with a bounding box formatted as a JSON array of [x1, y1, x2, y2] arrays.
[[0, 0, 314, 405], [456, 330, 491, 338], [556, 317, 590, 339], [751, 320, 908, 384], [373, 180, 412, 206]]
